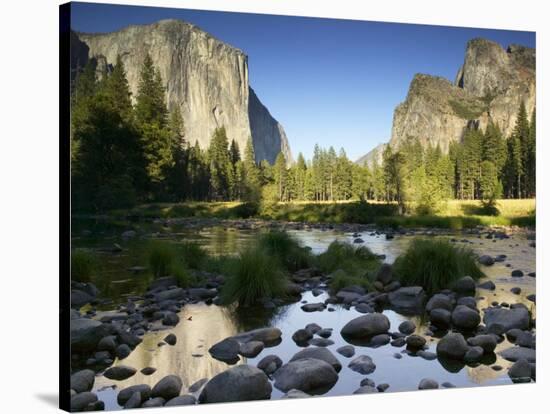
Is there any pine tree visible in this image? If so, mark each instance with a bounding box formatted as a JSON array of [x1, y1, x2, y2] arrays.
[[207, 127, 233, 200], [242, 137, 261, 202], [511, 102, 530, 198], [294, 153, 307, 200], [135, 53, 173, 192], [526, 109, 536, 197], [274, 152, 288, 201], [71, 59, 144, 210]]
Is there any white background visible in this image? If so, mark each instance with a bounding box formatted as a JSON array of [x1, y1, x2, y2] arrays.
[[0, 0, 545, 413]]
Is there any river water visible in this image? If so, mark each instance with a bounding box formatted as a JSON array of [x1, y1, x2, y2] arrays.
[[73, 220, 535, 409]]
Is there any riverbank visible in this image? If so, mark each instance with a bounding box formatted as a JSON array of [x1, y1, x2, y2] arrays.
[[89, 199, 536, 230], [69, 226, 536, 411]]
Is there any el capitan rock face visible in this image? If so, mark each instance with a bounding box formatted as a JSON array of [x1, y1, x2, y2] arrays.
[[72, 19, 291, 164], [357, 38, 535, 163]]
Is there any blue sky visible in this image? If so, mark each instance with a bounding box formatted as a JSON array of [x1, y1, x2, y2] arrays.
[[71, 2, 535, 161]]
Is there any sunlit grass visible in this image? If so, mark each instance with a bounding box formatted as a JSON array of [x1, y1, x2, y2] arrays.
[[220, 247, 288, 306], [257, 230, 314, 271], [393, 238, 485, 294], [107, 198, 535, 229]]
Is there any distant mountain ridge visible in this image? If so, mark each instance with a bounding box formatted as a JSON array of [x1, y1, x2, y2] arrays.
[[356, 38, 535, 164], [71, 19, 292, 164]]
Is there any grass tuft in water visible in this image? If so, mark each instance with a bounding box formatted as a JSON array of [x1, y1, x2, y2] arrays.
[[147, 240, 198, 287], [393, 238, 485, 294], [317, 241, 381, 291], [71, 249, 97, 283], [220, 247, 288, 306], [257, 230, 314, 271]]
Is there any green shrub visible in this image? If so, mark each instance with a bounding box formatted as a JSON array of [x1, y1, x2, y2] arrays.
[[71, 249, 97, 283], [148, 240, 203, 286], [393, 238, 485, 294], [220, 247, 288, 306]]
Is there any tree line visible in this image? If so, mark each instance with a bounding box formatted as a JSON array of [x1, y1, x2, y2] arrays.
[[71, 53, 535, 213]]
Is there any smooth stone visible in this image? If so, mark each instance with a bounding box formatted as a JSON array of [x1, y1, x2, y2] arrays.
[[164, 333, 177, 345], [151, 375, 183, 400], [511, 270, 524, 277], [305, 323, 322, 335], [165, 395, 196, 406], [353, 385, 378, 394], [510, 287, 522, 295], [117, 384, 151, 405], [301, 302, 326, 312], [453, 276, 476, 295], [451, 305, 481, 330], [388, 286, 427, 314], [406, 334, 426, 349], [232, 327, 282, 344], [70, 318, 110, 352], [340, 313, 390, 338], [464, 346, 484, 363], [483, 306, 530, 332], [499, 346, 536, 363], [97, 335, 117, 352], [348, 355, 376, 375], [426, 294, 454, 312], [208, 337, 240, 363], [417, 350, 437, 361], [418, 378, 439, 390], [336, 345, 355, 358], [430, 308, 452, 329], [239, 340, 265, 358], [70, 392, 98, 412], [436, 332, 469, 360], [140, 367, 156, 376], [478, 255, 495, 266], [467, 334, 497, 354], [292, 329, 313, 344], [116, 344, 132, 359], [273, 358, 338, 393], [508, 359, 532, 383], [398, 320, 416, 335], [478, 280, 496, 291], [71, 370, 95, 394], [103, 365, 136, 381], [257, 355, 283, 375], [308, 337, 335, 347], [200, 365, 272, 402], [142, 397, 165, 408], [360, 377, 375, 387], [124, 392, 142, 409], [316, 328, 333, 338], [290, 347, 342, 372], [188, 378, 208, 393], [376, 263, 393, 285]]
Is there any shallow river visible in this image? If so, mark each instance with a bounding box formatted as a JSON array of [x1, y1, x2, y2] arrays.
[[73, 221, 535, 409]]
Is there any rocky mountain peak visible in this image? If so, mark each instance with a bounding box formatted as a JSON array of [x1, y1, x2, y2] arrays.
[[386, 37, 535, 157]]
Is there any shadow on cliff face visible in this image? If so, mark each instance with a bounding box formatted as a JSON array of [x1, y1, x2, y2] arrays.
[[248, 87, 291, 165]]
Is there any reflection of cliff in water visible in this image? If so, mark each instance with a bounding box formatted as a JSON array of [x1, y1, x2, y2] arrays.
[[95, 303, 242, 394]]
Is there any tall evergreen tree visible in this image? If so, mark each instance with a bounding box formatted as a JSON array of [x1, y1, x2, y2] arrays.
[[135, 53, 173, 192], [207, 127, 233, 200], [273, 152, 288, 201]]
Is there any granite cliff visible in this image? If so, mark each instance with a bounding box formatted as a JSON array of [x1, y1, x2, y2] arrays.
[[72, 19, 291, 164], [358, 38, 535, 164]]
